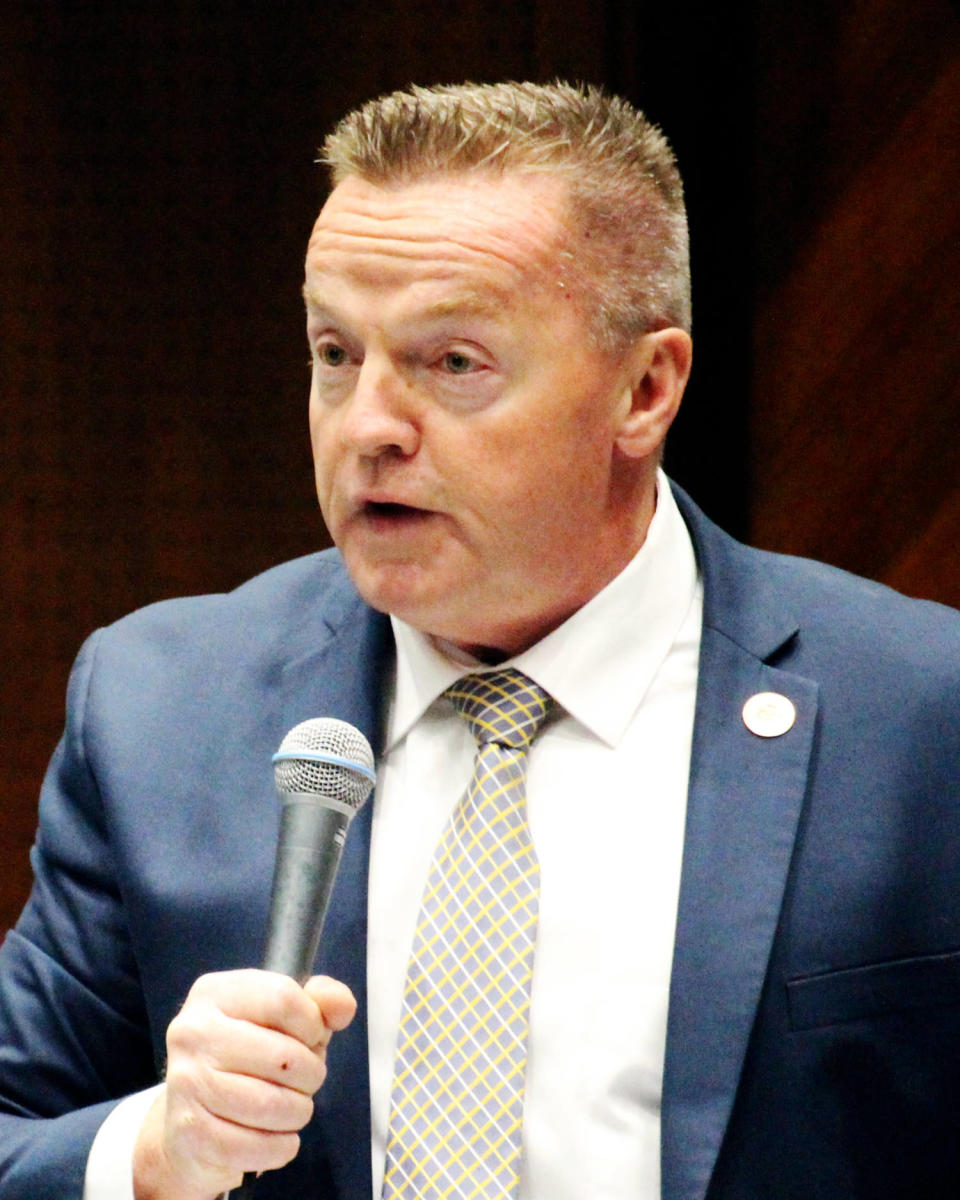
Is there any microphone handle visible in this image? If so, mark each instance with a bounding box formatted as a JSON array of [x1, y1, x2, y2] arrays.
[[224, 797, 352, 1199], [262, 798, 352, 981]]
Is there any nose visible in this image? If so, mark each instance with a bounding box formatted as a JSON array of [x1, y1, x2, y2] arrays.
[[339, 356, 420, 460]]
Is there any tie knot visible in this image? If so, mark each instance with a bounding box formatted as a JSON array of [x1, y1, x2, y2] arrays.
[[446, 668, 554, 751]]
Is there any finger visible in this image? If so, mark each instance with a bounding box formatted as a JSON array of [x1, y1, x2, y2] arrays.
[[166, 1095, 304, 1180], [197, 1069, 319, 1133], [168, 1006, 326, 1095], [304, 975, 357, 1034], [185, 969, 328, 1046], [138, 1081, 303, 1198]]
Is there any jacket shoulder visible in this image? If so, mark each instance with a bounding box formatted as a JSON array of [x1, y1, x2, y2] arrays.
[[673, 482, 960, 683], [93, 548, 360, 660]]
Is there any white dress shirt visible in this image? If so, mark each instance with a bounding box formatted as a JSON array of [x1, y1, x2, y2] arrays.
[[367, 473, 702, 1199], [84, 473, 701, 1200]]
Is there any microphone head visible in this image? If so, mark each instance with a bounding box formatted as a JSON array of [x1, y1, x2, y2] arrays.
[[272, 718, 376, 810]]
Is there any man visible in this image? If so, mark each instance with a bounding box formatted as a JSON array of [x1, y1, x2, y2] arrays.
[[1, 81, 959, 1200]]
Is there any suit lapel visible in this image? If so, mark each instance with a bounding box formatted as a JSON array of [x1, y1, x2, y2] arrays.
[[662, 490, 818, 1200]]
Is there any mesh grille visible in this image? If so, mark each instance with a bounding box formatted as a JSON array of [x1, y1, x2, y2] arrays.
[[273, 718, 375, 808]]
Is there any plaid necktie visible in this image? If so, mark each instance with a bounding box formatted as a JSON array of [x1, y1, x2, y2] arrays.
[[381, 668, 554, 1199]]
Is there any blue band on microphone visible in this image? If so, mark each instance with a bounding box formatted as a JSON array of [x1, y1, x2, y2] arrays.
[[271, 748, 377, 783]]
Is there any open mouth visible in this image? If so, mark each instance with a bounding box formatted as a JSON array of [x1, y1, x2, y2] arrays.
[[365, 501, 420, 517], [361, 500, 434, 528]]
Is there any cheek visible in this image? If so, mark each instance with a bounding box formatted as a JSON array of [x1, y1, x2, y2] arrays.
[[507, 415, 595, 493], [308, 435, 339, 523], [308, 401, 338, 479], [307, 394, 322, 459], [503, 428, 611, 549]]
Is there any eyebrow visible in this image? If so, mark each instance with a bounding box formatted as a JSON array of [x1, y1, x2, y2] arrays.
[[418, 293, 511, 321], [302, 284, 512, 323], [302, 283, 327, 310]]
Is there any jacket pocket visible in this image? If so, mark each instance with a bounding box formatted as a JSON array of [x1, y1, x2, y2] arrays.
[[787, 947, 960, 1031]]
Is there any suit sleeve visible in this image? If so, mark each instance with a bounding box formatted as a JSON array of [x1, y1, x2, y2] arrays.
[[0, 632, 158, 1198]]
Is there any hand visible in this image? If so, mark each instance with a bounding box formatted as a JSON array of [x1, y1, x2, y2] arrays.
[[133, 970, 356, 1200]]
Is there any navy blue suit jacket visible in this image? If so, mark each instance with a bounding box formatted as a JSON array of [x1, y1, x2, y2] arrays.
[[2, 488, 960, 1199]]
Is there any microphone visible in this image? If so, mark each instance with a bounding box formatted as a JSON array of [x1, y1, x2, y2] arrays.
[[261, 718, 376, 981], [228, 718, 376, 1200]]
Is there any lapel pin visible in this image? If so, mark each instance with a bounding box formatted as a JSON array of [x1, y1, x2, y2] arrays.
[[742, 692, 796, 738]]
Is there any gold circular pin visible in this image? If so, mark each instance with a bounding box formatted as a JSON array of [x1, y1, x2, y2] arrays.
[[742, 692, 797, 738]]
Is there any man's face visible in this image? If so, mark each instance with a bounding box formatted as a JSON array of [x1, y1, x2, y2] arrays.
[[304, 171, 654, 657]]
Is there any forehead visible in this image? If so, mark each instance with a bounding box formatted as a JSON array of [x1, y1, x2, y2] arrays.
[[303, 172, 573, 308]]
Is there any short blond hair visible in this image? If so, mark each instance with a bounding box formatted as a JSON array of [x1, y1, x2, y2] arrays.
[[320, 81, 691, 347]]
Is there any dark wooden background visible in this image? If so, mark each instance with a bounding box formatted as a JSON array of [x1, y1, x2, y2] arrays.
[[2, 0, 958, 933]]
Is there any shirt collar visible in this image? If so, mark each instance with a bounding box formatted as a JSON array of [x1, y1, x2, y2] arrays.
[[387, 471, 700, 750]]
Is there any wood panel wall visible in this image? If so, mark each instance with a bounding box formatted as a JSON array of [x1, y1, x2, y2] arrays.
[[750, 0, 960, 602], [2, 1, 957, 933]]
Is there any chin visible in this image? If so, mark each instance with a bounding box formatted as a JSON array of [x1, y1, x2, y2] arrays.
[[347, 560, 445, 626], [342, 550, 506, 647]]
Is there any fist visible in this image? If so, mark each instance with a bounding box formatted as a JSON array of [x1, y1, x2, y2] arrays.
[[133, 970, 355, 1200]]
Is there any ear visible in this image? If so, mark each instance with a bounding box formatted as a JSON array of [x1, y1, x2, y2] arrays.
[[613, 328, 692, 460]]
